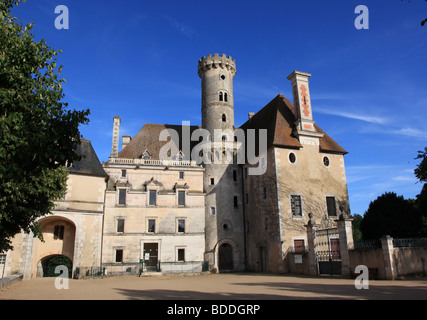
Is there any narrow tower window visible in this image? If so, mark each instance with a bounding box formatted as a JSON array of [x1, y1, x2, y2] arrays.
[[224, 92, 228, 102], [219, 92, 224, 102], [222, 114, 226, 122]]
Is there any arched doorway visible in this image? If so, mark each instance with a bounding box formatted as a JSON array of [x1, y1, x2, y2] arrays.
[[218, 243, 234, 271], [40, 255, 73, 278]]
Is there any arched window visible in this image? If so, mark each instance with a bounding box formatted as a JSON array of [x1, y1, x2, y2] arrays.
[[222, 114, 226, 122], [222, 135, 227, 141], [219, 92, 224, 102], [224, 92, 228, 102]]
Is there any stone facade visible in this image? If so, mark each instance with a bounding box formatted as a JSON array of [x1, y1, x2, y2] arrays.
[[1, 55, 351, 278]]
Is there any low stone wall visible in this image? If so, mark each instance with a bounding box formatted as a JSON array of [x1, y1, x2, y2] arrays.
[[394, 246, 427, 278], [0, 274, 23, 291], [285, 252, 310, 275], [349, 248, 386, 279]]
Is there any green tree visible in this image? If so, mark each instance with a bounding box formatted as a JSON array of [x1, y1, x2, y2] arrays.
[[351, 214, 363, 242], [360, 192, 422, 239], [0, 0, 90, 252]]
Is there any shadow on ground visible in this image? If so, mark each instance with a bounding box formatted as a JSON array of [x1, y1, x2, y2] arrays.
[[114, 274, 427, 300]]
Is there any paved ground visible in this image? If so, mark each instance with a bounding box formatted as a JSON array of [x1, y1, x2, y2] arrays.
[[1, 273, 427, 300]]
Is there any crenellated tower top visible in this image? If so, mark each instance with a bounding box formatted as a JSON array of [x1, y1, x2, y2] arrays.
[[198, 53, 236, 78]]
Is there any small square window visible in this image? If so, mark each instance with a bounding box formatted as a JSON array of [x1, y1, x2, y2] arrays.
[[116, 249, 123, 263], [178, 191, 185, 206], [178, 219, 185, 233], [149, 190, 157, 206], [177, 249, 185, 262], [326, 197, 337, 217], [210, 178, 215, 185], [118, 189, 126, 205], [148, 220, 156, 233], [210, 207, 216, 216], [54, 225, 64, 240], [234, 196, 238, 208], [117, 219, 125, 233], [291, 195, 302, 217]]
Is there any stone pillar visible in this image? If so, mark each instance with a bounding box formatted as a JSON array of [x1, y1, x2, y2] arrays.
[[336, 216, 354, 277], [381, 235, 397, 280], [305, 219, 317, 276]]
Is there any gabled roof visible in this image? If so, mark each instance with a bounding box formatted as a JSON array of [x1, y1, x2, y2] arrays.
[[69, 139, 108, 177], [240, 94, 347, 154]]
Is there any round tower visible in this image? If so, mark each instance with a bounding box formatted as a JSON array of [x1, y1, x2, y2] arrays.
[[198, 53, 236, 135], [198, 54, 245, 273]]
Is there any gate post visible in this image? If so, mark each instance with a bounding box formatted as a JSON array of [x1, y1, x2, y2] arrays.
[[336, 215, 354, 277], [304, 214, 317, 276]]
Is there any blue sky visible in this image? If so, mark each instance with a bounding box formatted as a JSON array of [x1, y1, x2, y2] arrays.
[[12, 0, 427, 216]]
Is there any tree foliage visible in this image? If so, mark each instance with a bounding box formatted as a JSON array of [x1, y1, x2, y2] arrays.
[[0, 0, 90, 251], [360, 192, 422, 239]]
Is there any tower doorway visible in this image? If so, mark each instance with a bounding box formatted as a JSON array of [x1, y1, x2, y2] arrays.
[[218, 243, 234, 271]]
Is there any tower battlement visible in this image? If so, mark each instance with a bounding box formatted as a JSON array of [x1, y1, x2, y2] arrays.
[[198, 53, 236, 78]]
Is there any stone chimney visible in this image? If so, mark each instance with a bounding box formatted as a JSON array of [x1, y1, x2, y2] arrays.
[[110, 116, 121, 158], [122, 135, 131, 150], [287, 71, 324, 144]]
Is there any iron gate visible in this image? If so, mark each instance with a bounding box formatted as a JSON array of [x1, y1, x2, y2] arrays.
[[314, 228, 342, 276]]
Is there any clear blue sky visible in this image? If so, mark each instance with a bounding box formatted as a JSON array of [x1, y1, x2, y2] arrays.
[[12, 0, 427, 216]]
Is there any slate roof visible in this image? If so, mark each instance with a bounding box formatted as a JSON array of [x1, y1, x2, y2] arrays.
[[240, 94, 347, 154], [118, 94, 347, 159], [68, 139, 108, 177], [118, 123, 201, 160]]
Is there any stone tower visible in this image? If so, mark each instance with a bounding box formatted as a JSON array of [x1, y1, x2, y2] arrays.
[[198, 53, 245, 272]]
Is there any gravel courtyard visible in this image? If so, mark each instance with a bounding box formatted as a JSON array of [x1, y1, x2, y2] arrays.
[[1, 273, 427, 300]]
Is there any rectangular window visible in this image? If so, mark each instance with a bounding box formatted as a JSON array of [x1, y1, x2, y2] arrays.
[[54, 225, 64, 240], [263, 187, 267, 199], [244, 167, 248, 178], [148, 220, 156, 233], [177, 249, 185, 262], [294, 239, 305, 253], [121, 170, 126, 178], [233, 170, 237, 182], [210, 207, 216, 216], [326, 197, 337, 217], [210, 178, 215, 185], [291, 195, 302, 217], [118, 189, 126, 205], [234, 196, 238, 208], [178, 191, 185, 206], [115, 249, 123, 263], [149, 190, 157, 206], [179, 172, 184, 180], [178, 219, 185, 233], [117, 219, 125, 233]]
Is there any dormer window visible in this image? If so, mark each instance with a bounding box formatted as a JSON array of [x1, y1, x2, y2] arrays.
[[143, 149, 151, 160]]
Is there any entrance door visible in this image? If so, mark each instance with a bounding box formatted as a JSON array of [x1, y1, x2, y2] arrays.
[[218, 243, 233, 271], [143, 243, 159, 271]]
